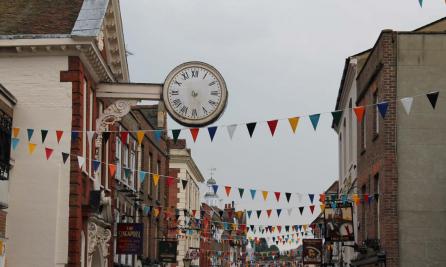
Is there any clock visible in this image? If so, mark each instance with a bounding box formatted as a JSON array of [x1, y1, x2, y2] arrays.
[[162, 61, 228, 127]]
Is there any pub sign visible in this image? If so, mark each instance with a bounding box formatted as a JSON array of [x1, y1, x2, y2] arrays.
[[116, 223, 143, 255]]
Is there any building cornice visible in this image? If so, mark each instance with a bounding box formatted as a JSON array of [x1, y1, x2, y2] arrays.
[[169, 151, 205, 183]]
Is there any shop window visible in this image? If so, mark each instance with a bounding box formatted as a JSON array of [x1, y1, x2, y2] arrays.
[[0, 110, 12, 180]]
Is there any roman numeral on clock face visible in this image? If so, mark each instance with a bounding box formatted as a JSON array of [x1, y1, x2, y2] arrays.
[[192, 109, 198, 118], [209, 81, 216, 86], [208, 100, 217, 106], [171, 90, 179, 96], [191, 70, 198, 78], [180, 106, 188, 115], [210, 90, 219, 96], [181, 72, 189, 80], [173, 99, 182, 107]]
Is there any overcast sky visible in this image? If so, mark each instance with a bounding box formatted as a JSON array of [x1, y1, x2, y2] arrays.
[[120, 0, 444, 249]]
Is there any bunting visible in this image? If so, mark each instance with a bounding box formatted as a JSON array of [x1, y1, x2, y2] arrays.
[[172, 129, 181, 143], [353, 106, 365, 123], [208, 126, 218, 141], [238, 188, 245, 198], [262, 191, 269, 201], [288, 117, 299, 133], [427, 91, 439, 109], [41, 130, 48, 143], [267, 120, 279, 136], [227, 124, 237, 140], [45, 147, 53, 160], [109, 164, 117, 177], [377, 102, 389, 119], [28, 143, 37, 154], [246, 122, 257, 138], [309, 114, 320, 130], [11, 138, 19, 150], [182, 180, 188, 190], [190, 128, 199, 142], [225, 186, 232, 197], [62, 152, 70, 164], [153, 174, 160, 187]]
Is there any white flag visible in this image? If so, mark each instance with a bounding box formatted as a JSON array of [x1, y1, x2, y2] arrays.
[[87, 131, 95, 145], [401, 97, 413, 115], [77, 156, 85, 169], [227, 124, 237, 140], [287, 208, 293, 216]]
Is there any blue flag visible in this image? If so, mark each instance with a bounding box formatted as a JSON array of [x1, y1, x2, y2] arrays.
[[250, 189, 257, 200], [11, 138, 20, 150], [208, 126, 218, 142], [309, 114, 320, 130], [377, 102, 389, 118]]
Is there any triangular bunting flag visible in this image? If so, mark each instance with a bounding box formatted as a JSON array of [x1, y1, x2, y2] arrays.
[[77, 156, 85, 169], [208, 126, 217, 142], [320, 204, 326, 212], [331, 110, 343, 127], [102, 132, 111, 144], [139, 171, 146, 183], [92, 160, 101, 172], [55, 130, 64, 143], [227, 124, 237, 140], [153, 174, 160, 187], [274, 192, 281, 202], [266, 209, 272, 218], [298, 207, 304, 215], [71, 131, 79, 143], [120, 131, 128, 144], [190, 128, 199, 142], [262, 191, 268, 201], [247, 210, 252, 219], [219, 210, 224, 217], [246, 122, 256, 138], [61, 152, 70, 164], [28, 143, 37, 154], [238, 188, 244, 198], [276, 209, 282, 218], [124, 168, 131, 178], [353, 106, 366, 123], [308, 194, 315, 204], [309, 205, 315, 214], [287, 208, 293, 216], [87, 131, 95, 145], [45, 147, 53, 160], [377, 102, 389, 119], [137, 130, 144, 145], [267, 120, 278, 136], [225, 186, 232, 197], [154, 130, 162, 141], [212, 184, 219, 194], [309, 114, 320, 130], [250, 189, 256, 200], [109, 164, 117, 177], [418, 0, 423, 7], [288, 117, 299, 133], [11, 138, 20, 150], [256, 210, 262, 219], [182, 179, 188, 190], [427, 91, 439, 109], [401, 97, 413, 115], [41, 130, 48, 144], [285, 192, 291, 203], [319, 193, 326, 203], [27, 129, 34, 141], [12, 127, 20, 138], [172, 129, 181, 143]]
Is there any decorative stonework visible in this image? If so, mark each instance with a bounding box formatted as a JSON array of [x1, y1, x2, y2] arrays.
[[87, 221, 112, 267]]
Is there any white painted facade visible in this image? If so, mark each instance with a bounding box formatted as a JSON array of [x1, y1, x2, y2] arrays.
[[169, 148, 204, 267], [0, 56, 72, 266]]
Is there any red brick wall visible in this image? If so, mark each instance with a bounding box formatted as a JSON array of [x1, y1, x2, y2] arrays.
[[356, 31, 399, 267]]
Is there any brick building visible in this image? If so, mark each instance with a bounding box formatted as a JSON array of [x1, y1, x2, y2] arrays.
[[167, 139, 204, 267], [0, 1, 170, 266], [333, 17, 446, 267], [0, 84, 16, 267]]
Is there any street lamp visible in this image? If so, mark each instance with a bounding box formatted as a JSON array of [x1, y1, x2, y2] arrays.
[[183, 257, 192, 267]]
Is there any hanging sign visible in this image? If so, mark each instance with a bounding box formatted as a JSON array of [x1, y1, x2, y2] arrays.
[[323, 202, 354, 241], [302, 239, 322, 265], [116, 223, 143, 255], [159, 240, 178, 263]]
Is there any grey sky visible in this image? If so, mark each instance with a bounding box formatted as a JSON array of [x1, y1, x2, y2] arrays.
[[120, 0, 444, 249]]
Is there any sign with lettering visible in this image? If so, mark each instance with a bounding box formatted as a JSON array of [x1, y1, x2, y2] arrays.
[[116, 223, 143, 255], [324, 203, 355, 241], [302, 239, 322, 265], [159, 241, 178, 263]]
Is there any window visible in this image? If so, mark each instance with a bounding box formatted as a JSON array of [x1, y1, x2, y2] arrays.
[[89, 89, 94, 177], [361, 108, 366, 151], [82, 78, 87, 172], [339, 133, 343, 181], [0, 110, 12, 180], [373, 91, 379, 136], [129, 140, 136, 190], [361, 185, 367, 240], [374, 174, 380, 239], [343, 119, 347, 175], [157, 161, 161, 199], [348, 99, 353, 162], [115, 135, 122, 181]]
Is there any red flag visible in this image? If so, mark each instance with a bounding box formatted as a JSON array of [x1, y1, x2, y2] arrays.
[[319, 193, 326, 203], [45, 147, 53, 160], [190, 128, 199, 142], [225, 186, 232, 197], [266, 209, 272, 218], [267, 120, 279, 136], [56, 130, 64, 143], [120, 131, 129, 144], [309, 205, 315, 214], [192, 210, 197, 217], [354, 106, 366, 123], [277, 226, 282, 233], [167, 177, 175, 187], [274, 192, 281, 202]]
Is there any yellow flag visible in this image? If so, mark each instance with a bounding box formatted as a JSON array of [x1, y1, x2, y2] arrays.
[[262, 191, 269, 201], [13, 127, 20, 138], [320, 204, 326, 212], [288, 117, 300, 133], [153, 207, 160, 217], [137, 130, 144, 145], [153, 174, 160, 187], [28, 143, 37, 154]]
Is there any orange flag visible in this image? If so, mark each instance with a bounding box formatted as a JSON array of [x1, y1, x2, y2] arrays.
[[288, 117, 299, 133], [28, 143, 37, 155], [153, 174, 160, 187], [225, 186, 232, 197], [354, 106, 366, 123], [109, 164, 117, 177], [13, 127, 20, 138], [137, 130, 144, 145]]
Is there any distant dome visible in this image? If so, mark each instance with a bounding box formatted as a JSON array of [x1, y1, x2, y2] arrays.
[[207, 177, 216, 185]]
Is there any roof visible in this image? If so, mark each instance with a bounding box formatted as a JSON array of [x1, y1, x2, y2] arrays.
[[0, 0, 84, 35], [132, 105, 160, 129], [0, 83, 17, 106], [0, 0, 109, 37]]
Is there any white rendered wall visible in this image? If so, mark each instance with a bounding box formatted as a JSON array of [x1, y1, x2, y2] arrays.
[[0, 56, 71, 267]]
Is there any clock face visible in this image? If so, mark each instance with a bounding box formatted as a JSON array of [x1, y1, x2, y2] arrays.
[[163, 62, 228, 127]]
